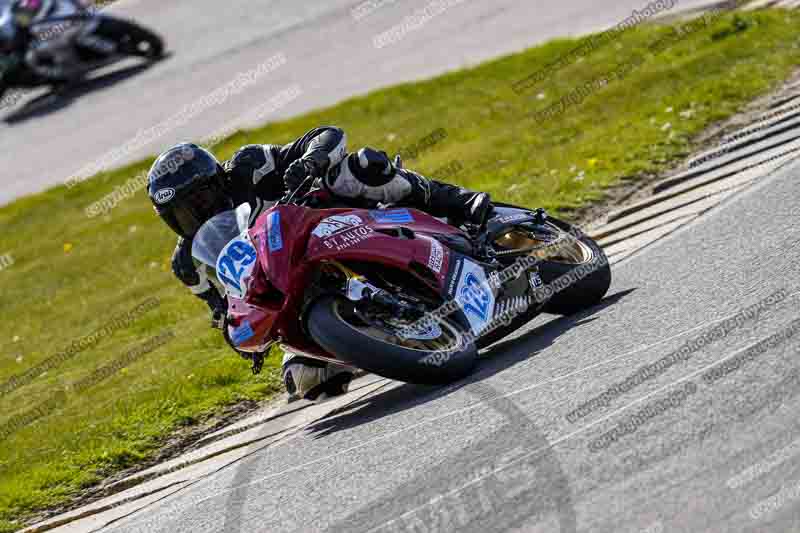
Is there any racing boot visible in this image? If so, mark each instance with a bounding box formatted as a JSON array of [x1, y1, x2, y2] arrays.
[[281, 352, 354, 402], [400, 167, 493, 227]]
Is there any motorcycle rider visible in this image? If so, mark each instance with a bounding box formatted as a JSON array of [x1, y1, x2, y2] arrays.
[[0, 0, 115, 82], [147, 126, 492, 401]]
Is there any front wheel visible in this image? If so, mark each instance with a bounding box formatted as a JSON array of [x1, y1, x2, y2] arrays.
[[307, 296, 477, 385]]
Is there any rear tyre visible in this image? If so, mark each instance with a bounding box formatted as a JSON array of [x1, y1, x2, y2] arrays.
[[97, 17, 164, 59], [490, 211, 611, 316], [307, 296, 477, 385], [537, 222, 611, 315]]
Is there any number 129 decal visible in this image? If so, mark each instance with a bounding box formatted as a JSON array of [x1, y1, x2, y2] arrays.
[[455, 259, 496, 334], [216, 233, 257, 299]]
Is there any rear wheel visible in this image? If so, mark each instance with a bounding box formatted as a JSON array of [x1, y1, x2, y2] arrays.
[[492, 217, 611, 316], [307, 295, 477, 385], [538, 227, 611, 315], [96, 17, 164, 59]]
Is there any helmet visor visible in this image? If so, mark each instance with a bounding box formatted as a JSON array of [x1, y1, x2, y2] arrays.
[[160, 180, 232, 238]]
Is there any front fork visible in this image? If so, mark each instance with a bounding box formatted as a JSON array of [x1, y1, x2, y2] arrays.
[[330, 262, 422, 319]]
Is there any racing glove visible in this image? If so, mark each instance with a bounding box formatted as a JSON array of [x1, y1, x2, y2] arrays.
[[197, 288, 227, 329], [283, 159, 309, 192], [283, 151, 331, 192]]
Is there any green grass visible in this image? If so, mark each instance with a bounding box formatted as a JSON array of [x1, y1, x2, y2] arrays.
[[1, 8, 800, 531]]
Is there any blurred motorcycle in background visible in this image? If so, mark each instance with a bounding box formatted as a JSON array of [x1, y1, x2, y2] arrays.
[[0, 3, 163, 104]]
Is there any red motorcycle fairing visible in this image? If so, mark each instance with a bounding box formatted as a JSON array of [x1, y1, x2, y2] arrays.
[[226, 205, 468, 353], [225, 205, 318, 352], [304, 208, 460, 286]]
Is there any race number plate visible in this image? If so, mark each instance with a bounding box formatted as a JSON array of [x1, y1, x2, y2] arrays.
[[216, 233, 257, 299], [454, 259, 496, 335]]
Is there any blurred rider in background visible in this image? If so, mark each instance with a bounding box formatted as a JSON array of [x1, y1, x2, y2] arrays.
[[147, 126, 492, 401], [0, 0, 114, 82]]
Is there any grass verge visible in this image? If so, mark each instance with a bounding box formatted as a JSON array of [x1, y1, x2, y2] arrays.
[[1, 8, 799, 531]]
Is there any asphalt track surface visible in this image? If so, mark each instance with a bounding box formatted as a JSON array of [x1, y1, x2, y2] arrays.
[[0, 0, 720, 206], [84, 149, 800, 531]]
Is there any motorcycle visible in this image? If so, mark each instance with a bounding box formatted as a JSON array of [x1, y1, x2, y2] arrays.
[[191, 179, 612, 385], [0, 12, 163, 104]]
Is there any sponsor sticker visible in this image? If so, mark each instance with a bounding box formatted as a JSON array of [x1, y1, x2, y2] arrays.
[[312, 214, 364, 238], [267, 212, 283, 252], [323, 226, 374, 251], [231, 321, 255, 345], [455, 260, 496, 334], [370, 208, 414, 224], [428, 238, 444, 273], [497, 212, 532, 224], [154, 188, 175, 204], [447, 258, 464, 297], [529, 271, 544, 289]]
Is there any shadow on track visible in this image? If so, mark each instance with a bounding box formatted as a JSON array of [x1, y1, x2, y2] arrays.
[[2, 58, 165, 124], [307, 289, 636, 440]]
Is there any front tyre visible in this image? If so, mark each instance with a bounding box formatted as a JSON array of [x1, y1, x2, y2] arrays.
[[307, 296, 477, 385]]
